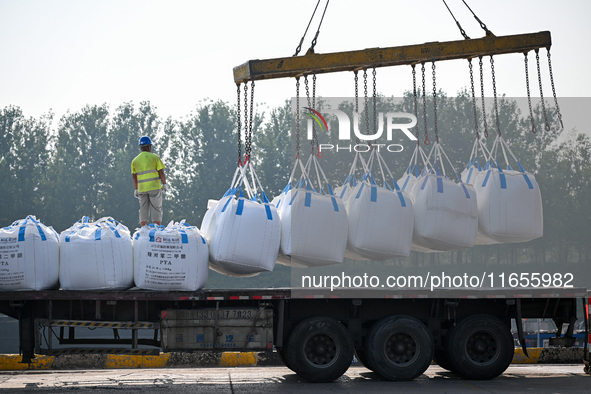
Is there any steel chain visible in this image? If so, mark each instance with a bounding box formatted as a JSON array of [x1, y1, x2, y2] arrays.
[[524, 53, 537, 133], [354, 71, 360, 144], [479, 57, 489, 138], [468, 59, 480, 139], [432, 62, 439, 143], [237, 83, 242, 164], [421, 63, 430, 145], [249, 80, 255, 156], [547, 49, 564, 129], [305, 75, 319, 153], [354, 71, 359, 112], [305, 75, 312, 150], [296, 77, 301, 157], [364, 69, 369, 137], [373, 68, 377, 135], [412, 65, 419, 142], [490, 55, 501, 136], [313, 73, 316, 110], [312, 73, 318, 152], [535, 49, 551, 131], [243, 83, 249, 161]]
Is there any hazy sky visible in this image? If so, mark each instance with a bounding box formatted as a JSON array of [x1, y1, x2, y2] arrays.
[[1, 0, 590, 122]]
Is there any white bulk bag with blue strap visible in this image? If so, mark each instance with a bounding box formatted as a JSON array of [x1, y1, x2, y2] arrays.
[[273, 153, 348, 267], [472, 135, 543, 243], [0, 215, 59, 291], [410, 141, 478, 252], [133, 221, 208, 290], [461, 137, 492, 185], [59, 217, 133, 290], [340, 150, 414, 260], [201, 161, 280, 276], [397, 144, 428, 195], [460, 137, 500, 245]]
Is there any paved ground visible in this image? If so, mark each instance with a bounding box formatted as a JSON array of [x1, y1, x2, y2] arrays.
[[0, 364, 589, 393]]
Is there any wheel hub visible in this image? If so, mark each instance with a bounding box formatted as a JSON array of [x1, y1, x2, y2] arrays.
[[466, 331, 498, 365], [304, 333, 337, 366], [385, 332, 418, 365]]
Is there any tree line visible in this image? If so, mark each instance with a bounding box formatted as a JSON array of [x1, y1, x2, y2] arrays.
[[1, 93, 589, 287]]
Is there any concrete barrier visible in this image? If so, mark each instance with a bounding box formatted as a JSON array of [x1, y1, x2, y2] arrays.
[[0, 348, 585, 370], [0, 355, 55, 370], [513, 347, 585, 364]]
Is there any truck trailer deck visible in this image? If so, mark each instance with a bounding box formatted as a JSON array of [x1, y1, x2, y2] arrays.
[[1, 287, 588, 382]]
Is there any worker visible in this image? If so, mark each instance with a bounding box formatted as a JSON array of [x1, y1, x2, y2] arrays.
[[131, 136, 168, 227]]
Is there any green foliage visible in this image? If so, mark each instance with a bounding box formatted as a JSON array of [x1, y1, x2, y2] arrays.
[[252, 100, 293, 196], [0, 106, 53, 225]]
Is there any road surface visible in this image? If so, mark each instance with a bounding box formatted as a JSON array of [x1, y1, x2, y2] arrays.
[[0, 364, 588, 393]]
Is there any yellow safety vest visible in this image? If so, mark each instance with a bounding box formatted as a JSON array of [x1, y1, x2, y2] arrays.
[[131, 151, 165, 193]]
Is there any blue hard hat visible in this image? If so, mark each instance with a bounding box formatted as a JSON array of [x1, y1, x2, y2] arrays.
[[139, 136, 152, 146]]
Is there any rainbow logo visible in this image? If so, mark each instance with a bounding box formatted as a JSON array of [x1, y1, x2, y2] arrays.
[[304, 107, 328, 132]]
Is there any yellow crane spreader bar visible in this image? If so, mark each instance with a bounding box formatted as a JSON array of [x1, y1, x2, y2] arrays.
[[233, 31, 551, 84]]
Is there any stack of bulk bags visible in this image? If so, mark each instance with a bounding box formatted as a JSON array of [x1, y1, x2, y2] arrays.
[[472, 135, 543, 243], [133, 221, 208, 291], [409, 141, 478, 252], [273, 153, 348, 267], [340, 150, 414, 260], [201, 161, 280, 276], [59, 217, 133, 290], [0, 216, 59, 290]]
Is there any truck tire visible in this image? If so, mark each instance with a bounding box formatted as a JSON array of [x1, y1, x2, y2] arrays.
[[364, 315, 433, 381], [445, 314, 514, 380], [433, 348, 456, 372], [355, 348, 374, 371], [276, 346, 294, 371], [285, 316, 354, 383]]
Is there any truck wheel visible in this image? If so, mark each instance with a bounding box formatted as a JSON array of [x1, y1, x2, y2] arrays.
[[355, 348, 374, 371], [285, 316, 354, 383], [364, 316, 433, 381], [445, 314, 514, 380], [276, 346, 294, 371], [433, 348, 456, 372]]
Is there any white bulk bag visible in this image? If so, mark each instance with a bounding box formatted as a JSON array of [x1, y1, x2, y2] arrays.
[[201, 162, 280, 276], [0, 215, 59, 291], [397, 144, 427, 194], [459, 137, 501, 245], [461, 137, 492, 185], [274, 154, 348, 268], [59, 217, 133, 290], [472, 135, 543, 243], [342, 150, 414, 260], [133, 221, 208, 291], [410, 142, 478, 252]]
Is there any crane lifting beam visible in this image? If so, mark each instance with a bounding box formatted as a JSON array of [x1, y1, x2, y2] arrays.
[[233, 31, 551, 84]]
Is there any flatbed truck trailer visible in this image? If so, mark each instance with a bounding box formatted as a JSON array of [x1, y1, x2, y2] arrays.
[[0, 287, 589, 382]]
